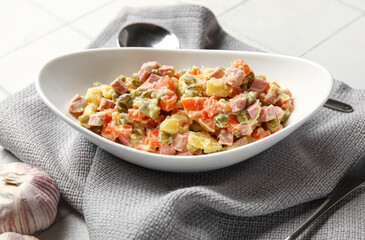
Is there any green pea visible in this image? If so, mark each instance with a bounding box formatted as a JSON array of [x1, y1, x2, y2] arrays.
[[118, 75, 127, 82], [131, 74, 141, 87]]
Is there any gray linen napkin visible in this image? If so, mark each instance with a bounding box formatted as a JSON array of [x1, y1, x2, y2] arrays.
[[1, 4, 365, 240]]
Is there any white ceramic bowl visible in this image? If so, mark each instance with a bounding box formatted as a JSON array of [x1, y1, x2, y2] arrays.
[[36, 48, 333, 172]]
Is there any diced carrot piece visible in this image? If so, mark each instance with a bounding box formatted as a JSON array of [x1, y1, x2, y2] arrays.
[[232, 59, 251, 75], [188, 66, 201, 75], [203, 96, 219, 118], [101, 124, 120, 141], [181, 97, 204, 111], [281, 100, 294, 112], [128, 108, 149, 122], [228, 87, 242, 98], [159, 93, 178, 111], [155, 76, 177, 92], [145, 130, 161, 148], [252, 127, 271, 140], [104, 109, 115, 123], [226, 115, 240, 133], [198, 118, 216, 132], [120, 124, 133, 136]]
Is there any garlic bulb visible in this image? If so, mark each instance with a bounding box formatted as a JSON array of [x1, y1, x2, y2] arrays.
[[0, 232, 39, 240], [0, 162, 60, 234]]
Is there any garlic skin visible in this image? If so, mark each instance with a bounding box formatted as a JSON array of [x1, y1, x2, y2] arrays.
[[0, 232, 39, 240], [0, 163, 60, 235]]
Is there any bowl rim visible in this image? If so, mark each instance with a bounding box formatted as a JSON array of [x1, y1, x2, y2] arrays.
[[35, 47, 333, 162]]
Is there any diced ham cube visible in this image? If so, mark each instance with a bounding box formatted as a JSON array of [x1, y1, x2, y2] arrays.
[[247, 100, 260, 119], [177, 151, 193, 156], [230, 97, 247, 113], [223, 66, 246, 89], [159, 65, 175, 77], [147, 74, 161, 83], [218, 129, 233, 146], [249, 78, 269, 94], [233, 137, 248, 147], [258, 105, 284, 122], [171, 133, 189, 151], [207, 67, 224, 79], [88, 112, 106, 126], [110, 77, 128, 95], [240, 124, 254, 136], [159, 145, 176, 155], [118, 134, 132, 147], [68, 94, 87, 113], [98, 98, 115, 110], [264, 84, 282, 104], [139, 74, 161, 90], [138, 61, 160, 82]]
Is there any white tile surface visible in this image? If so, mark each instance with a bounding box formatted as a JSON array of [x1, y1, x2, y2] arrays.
[[178, 0, 245, 16], [0, 27, 90, 94], [303, 14, 365, 89], [0, 0, 63, 57], [71, 0, 179, 39], [1, 0, 365, 239], [37, 210, 89, 240], [30, 0, 113, 22], [340, 0, 365, 11], [219, 0, 362, 56]]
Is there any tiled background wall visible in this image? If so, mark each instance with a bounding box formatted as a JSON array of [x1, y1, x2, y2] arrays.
[[0, 0, 364, 239]]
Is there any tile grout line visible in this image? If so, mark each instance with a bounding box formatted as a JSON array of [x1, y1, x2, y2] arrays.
[[337, 0, 365, 13], [0, 0, 117, 59], [34, 207, 76, 237], [300, 12, 365, 57], [217, 0, 248, 17]]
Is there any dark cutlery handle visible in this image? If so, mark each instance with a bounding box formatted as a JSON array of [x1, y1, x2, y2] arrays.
[[286, 153, 365, 240], [324, 98, 354, 113]]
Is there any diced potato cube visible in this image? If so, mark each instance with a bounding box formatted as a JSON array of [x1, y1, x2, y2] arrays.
[[78, 103, 97, 128], [160, 119, 180, 134], [187, 132, 222, 153], [83, 103, 98, 117], [85, 87, 103, 105], [206, 78, 232, 97], [99, 84, 114, 99]]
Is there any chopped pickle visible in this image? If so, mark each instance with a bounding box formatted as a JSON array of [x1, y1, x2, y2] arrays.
[[189, 121, 205, 132], [236, 109, 250, 123], [159, 131, 175, 146], [116, 113, 129, 125], [281, 110, 291, 123], [246, 91, 257, 107], [265, 118, 281, 132], [213, 113, 229, 128]]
